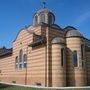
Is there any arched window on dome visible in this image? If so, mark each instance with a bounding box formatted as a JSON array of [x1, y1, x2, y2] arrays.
[[40, 14, 45, 23], [48, 14, 54, 25], [34, 15, 38, 25], [72, 51, 78, 67]]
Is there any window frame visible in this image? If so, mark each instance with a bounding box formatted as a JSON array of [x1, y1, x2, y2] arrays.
[[81, 44, 85, 67], [61, 48, 65, 67], [72, 50, 78, 67], [19, 49, 23, 69], [15, 56, 19, 69], [48, 14, 55, 25], [15, 50, 27, 69], [40, 14, 45, 23], [34, 15, 38, 25], [19, 49, 23, 63], [23, 54, 27, 68]]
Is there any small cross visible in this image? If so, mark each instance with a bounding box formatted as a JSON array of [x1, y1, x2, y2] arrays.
[[43, 1, 46, 8]]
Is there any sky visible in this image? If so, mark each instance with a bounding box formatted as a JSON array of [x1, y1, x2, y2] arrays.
[[0, 0, 90, 48]]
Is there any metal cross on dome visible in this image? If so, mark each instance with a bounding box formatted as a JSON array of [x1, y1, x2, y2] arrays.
[[43, 1, 46, 8]]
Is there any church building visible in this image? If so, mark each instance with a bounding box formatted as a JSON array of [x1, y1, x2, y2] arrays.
[[0, 6, 90, 87]]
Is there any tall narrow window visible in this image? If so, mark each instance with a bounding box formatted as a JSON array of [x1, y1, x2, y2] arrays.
[[15, 56, 19, 68], [72, 51, 78, 67], [40, 14, 45, 23], [23, 54, 27, 68], [61, 48, 65, 66], [19, 49, 23, 68], [19, 49, 23, 62], [81, 44, 84, 60], [81, 44, 84, 66]]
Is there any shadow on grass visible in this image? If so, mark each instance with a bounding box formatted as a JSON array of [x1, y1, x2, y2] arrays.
[[0, 84, 13, 89]]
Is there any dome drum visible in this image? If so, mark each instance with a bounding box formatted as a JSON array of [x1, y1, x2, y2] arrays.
[[33, 8, 55, 26]]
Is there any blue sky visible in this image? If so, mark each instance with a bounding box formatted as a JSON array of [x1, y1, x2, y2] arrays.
[[0, 0, 90, 48]]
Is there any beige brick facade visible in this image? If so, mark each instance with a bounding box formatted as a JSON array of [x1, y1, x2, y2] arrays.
[[0, 8, 90, 87]]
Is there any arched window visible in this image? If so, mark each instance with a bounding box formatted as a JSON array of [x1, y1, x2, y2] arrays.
[[19, 49, 23, 62], [72, 51, 78, 67], [23, 54, 27, 68], [15, 56, 19, 68], [61, 48, 65, 66], [15, 50, 27, 69], [40, 14, 45, 23], [34, 15, 38, 25], [19, 49, 23, 68], [48, 14, 54, 25]]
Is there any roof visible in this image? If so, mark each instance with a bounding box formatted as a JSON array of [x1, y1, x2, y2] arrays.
[[0, 47, 12, 57], [29, 34, 46, 47], [34, 8, 55, 20], [52, 37, 65, 44], [64, 26, 77, 30], [66, 30, 83, 38], [63, 26, 83, 38], [29, 38, 45, 47], [36, 8, 51, 14], [51, 24, 62, 30]]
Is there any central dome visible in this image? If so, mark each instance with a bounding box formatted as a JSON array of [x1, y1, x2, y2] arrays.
[[33, 8, 55, 26]]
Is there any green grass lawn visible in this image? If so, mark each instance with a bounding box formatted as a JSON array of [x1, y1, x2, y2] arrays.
[[0, 84, 90, 90], [0, 84, 40, 90]]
